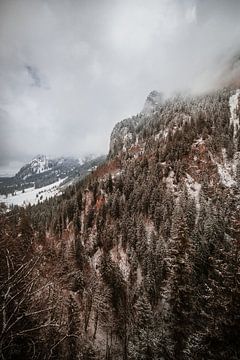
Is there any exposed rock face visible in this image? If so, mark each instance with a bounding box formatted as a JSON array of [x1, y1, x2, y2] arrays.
[[109, 91, 163, 157], [142, 90, 163, 115], [109, 116, 141, 157], [2, 87, 240, 359], [15, 155, 78, 180]]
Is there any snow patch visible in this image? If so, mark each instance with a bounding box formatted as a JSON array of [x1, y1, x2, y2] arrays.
[[185, 174, 201, 221], [137, 265, 143, 285], [194, 137, 204, 146], [122, 132, 133, 152], [209, 148, 238, 188], [30, 155, 50, 175], [165, 170, 175, 191], [229, 89, 240, 141], [216, 163, 236, 187], [215, 149, 238, 188], [0, 178, 66, 207]]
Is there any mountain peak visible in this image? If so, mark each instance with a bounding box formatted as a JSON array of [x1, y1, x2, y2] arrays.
[[142, 90, 163, 115]]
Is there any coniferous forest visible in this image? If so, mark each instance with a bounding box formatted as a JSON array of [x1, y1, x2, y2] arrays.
[[1, 88, 240, 359]]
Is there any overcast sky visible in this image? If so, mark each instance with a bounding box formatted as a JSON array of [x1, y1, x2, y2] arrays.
[[0, 0, 240, 175]]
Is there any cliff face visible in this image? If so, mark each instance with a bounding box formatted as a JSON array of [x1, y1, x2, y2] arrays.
[[109, 90, 163, 157], [109, 115, 141, 157], [141, 90, 163, 115], [2, 87, 240, 359]]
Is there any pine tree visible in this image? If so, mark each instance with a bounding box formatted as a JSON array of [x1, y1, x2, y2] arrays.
[[166, 198, 195, 359]]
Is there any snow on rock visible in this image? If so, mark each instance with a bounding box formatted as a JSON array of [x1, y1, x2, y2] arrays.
[[216, 149, 237, 188], [216, 163, 236, 187], [185, 174, 201, 221], [194, 137, 204, 146], [229, 89, 240, 140], [28, 155, 50, 176], [0, 178, 66, 207], [142, 90, 163, 115], [109, 116, 140, 156], [137, 265, 143, 285], [209, 148, 238, 188], [122, 132, 133, 152], [165, 170, 175, 191]]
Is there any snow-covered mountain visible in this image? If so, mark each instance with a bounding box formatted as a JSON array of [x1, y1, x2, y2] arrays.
[[16, 155, 81, 182], [109, 90, 164, 157], [0, 154, 105, 206], [142, 90, 163, 115], [16, 155, 52, 179]]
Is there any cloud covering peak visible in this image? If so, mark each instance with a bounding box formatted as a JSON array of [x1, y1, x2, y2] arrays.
[[0, 0, 240, 174]]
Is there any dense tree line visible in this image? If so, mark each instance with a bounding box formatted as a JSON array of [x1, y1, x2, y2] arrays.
[[1, 88, 240, 359]]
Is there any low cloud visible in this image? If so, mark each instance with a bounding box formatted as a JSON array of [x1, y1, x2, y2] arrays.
[[0, 0, 240, 174]]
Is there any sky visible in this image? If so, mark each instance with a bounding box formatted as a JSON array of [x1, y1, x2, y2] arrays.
[[0, 0, 240, 175]]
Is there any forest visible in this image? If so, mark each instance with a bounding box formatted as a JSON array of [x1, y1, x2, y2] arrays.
[[0, 88, 240, 359]]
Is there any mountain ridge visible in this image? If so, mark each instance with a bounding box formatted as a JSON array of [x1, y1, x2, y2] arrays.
[[1, 85, 240, 359], [0, 154, 105, 206]]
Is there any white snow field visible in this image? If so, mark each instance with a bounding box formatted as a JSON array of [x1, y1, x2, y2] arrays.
[[0, 178, 67, 207]]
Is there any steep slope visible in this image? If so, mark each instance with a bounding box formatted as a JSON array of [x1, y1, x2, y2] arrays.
[[142, 90, 163, 115], [1, 87, 240, 359], [109, 90, 163, 157]]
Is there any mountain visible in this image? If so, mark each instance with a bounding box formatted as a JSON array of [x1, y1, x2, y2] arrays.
[[0, 154, 105, 206], [1, 87, 240, 359], [142, 90, 163, 114], [109, 90, 163, 157]]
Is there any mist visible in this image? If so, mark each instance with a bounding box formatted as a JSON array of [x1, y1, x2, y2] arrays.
[[0, 0, 240, 175]]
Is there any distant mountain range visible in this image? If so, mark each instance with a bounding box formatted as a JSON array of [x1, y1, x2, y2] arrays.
[[0, 154, 105, 206]]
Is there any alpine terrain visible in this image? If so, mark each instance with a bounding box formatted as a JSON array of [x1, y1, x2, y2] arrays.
[[0, 86, 240, 359], [0, 154, 105, 207]]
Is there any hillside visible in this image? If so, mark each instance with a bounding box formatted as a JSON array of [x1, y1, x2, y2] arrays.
[[0, 154, 105, 206], [1, 87, 240, 359]]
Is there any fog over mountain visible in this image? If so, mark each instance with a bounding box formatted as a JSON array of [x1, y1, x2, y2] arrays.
[[0, 0, 240, 174]]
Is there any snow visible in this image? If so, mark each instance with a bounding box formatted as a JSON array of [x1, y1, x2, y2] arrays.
[[209, 148, 237, 188], [215, 149, 237, 188], [229, 89, 240, 141], [185, 174, 201, 221], [216, 163, 236, 187], [112, 169, 123, 179], [154, 133, 161, 141], [163, 129, 169, 138], [92, 248, 102, 272], [0, 178, 66, 207], [142, 90, 162, 115], [165, 170, 175, 191], [122, 132, 133, 152], [30, 155, 50, 175], [137, 265, 143, 285], [194, 137, 204, 146]]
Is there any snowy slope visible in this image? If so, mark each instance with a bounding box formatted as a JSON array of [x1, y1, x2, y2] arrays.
[[0, 154, 106, 206], [0, 178, 66, 207], [229, 89, 240, 141]]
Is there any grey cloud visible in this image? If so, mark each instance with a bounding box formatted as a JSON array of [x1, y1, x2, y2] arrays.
[[0, 0, 240, 174]]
